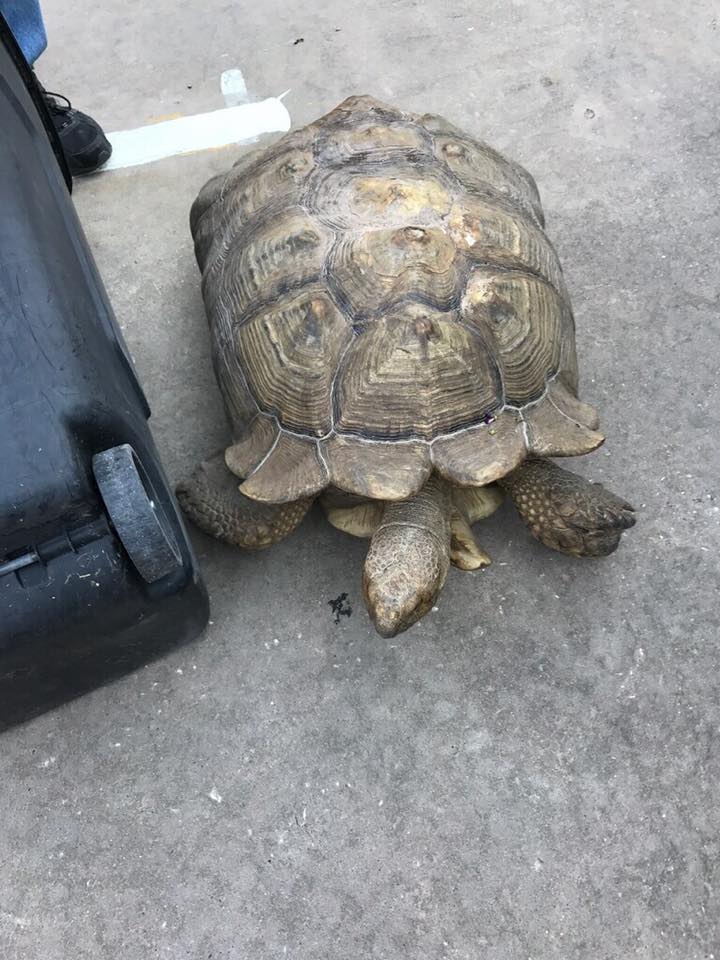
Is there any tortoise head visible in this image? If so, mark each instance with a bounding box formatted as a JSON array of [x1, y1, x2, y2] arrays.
[[362, 476, 452, 638]]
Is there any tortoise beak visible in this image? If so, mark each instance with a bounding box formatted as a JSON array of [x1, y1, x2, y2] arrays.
[[363, 568, 438, 638]]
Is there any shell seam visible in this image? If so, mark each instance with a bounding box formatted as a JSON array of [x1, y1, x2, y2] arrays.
[[246, 429, 281, 479], [247, 372, 564, 448], [546, 389, 593, 429], [315, 439, 330, 477]]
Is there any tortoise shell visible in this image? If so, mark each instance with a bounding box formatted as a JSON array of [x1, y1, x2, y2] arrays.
[[190, 95, 603, 504]]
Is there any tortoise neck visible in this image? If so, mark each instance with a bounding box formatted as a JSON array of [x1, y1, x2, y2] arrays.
[[379, 474, 453, 539]]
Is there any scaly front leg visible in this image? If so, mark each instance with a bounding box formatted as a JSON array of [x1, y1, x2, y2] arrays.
[[499, 458, 636, 557]]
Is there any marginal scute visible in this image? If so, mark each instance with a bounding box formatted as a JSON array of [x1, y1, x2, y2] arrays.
[[417, 112, 467, 138], [315, 121, 431, 165], [523, 395, 605, 457], [211, 335, 258, 435], [431, 410, 526, 486], [240, 433, 328, 502], [462, 268, 563, 406], [323, 434, 431, 500], [225, 416, 279, 478], [335, 304, 501, 439], [237, 287, 351, 435], [190, 170, 226, 227], [313, 95, 424, 164], [190, 172, 228, 267], [318, 94, 407, 127], [557, 306, 579, 394], [548, 380, 600, 430]]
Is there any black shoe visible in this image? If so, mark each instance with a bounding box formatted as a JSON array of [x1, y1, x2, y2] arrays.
[[42, 90, 112, 176]]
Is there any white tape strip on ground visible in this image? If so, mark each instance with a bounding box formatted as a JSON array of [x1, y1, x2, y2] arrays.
[[221, 68, 249, 106], [103, 97, 291, 171]]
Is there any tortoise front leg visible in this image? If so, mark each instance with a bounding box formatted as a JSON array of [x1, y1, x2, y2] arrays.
[[177, 452, 312, 549], [499, 458, 636, 557]]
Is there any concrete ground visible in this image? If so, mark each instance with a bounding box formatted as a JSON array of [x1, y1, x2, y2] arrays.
[[2, 1, 719, 957]]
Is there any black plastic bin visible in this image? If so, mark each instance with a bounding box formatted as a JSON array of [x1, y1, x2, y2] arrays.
[[0, 16, 209, 729]]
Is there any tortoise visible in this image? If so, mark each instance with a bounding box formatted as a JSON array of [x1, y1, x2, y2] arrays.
[[177, 94, 635, 636]]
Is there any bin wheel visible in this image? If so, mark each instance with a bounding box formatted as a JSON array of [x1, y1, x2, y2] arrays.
[[92, 444, 183, 583]]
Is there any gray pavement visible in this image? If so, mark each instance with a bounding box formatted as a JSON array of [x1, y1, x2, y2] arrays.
[[1, 1, 719, 958]]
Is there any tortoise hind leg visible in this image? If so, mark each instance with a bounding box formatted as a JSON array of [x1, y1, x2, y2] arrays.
[[176, 451, 312, 549], [499, 458, 635, 557]]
